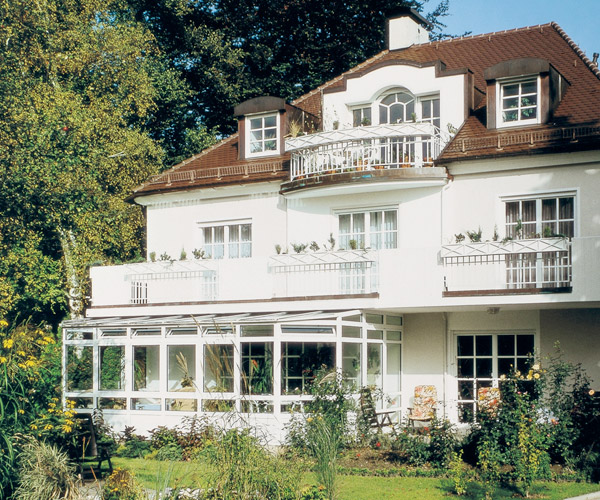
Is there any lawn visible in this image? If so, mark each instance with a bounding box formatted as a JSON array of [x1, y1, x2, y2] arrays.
[[113, 457, 600, 500]]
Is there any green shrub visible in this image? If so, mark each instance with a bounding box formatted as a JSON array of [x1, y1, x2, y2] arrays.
[[205, 428, 302, 500], [156, 443, 183, 461], [150, 425, 179, 451], [116, 437, 151, 459], [13, 437, 80, 500], [447, 449, 469, 496], [102, 468, 144, 500]]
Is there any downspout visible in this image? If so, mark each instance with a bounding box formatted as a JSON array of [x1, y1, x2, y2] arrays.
[[440, 172, 452, 419]]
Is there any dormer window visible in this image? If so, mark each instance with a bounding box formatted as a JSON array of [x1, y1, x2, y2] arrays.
[[247, 112, 280, 157], [498, 77, 539, 127]]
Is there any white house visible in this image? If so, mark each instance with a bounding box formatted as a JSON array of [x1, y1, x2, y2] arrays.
[[62, 9, 600, 443]]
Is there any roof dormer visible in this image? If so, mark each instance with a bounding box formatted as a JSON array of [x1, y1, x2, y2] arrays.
[[483, 58, 569, 129]]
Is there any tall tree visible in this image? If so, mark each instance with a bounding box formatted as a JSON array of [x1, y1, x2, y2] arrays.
[[129, 0, 450, 139], [0, 0, 170, 323]]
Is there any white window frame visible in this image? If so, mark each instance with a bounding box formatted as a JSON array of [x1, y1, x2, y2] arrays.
[[336, 207, 398, 250], [502, 191, 576, 239], [245, 112, 280, 158], [455, 331, 537, 422], [198, 220, 252, 259], [496, 76, 540, 128], [352, 106, 372, 127]]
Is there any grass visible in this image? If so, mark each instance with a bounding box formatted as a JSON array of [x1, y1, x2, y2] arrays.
[[113, 457, 600, 500]]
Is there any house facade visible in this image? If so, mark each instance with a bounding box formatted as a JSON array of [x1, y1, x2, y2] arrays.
[[62, 9, 600, 443]]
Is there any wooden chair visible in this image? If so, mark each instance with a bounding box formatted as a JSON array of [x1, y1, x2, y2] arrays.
[[359, 387, 396, 431], [407, 385, 437, 427]]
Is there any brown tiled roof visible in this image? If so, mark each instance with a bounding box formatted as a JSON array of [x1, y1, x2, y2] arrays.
[[133, 22, 600, 198]]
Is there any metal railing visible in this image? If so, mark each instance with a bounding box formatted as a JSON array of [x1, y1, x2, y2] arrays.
[[442, 238, 572, 292], [286, 123, 447, 181]]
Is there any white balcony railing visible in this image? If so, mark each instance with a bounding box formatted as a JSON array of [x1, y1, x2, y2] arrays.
[[269, 250, 378, 297], [89, 251, 379, 307], [285, 123, 449, 181], [441, 238, 572, 293]]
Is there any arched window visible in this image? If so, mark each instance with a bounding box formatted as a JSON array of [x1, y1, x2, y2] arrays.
[[379, 91, 415, 124]]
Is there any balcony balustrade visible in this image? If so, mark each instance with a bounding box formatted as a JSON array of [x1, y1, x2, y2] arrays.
[[285, 123, 447, 181], [90, 250, 379, 307], [441, 238, 572, 294]]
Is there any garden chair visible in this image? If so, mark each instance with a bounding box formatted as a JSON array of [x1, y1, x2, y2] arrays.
[[359, 387, 396, 431], [477, 386, 501, 417], [407, 385, 437, 427]]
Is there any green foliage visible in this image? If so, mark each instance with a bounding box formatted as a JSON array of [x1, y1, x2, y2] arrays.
[[102, 467, 144, 500], [447, 450, 468, 496], [14, 437, 80, 500], [156, 443, 184, 462], [204, 428, 302, 500], [116, 438, 152, 459]]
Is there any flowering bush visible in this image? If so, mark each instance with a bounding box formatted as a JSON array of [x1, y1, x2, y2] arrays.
[[0, 320, 61, 497], [102, 468, 144, 500]]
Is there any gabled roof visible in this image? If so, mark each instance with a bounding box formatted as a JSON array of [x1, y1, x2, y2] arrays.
[[131, 22, 600, 199]]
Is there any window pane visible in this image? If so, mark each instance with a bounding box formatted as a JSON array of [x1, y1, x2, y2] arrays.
[[521, 81, 537, 94], [517, 335, 535, 356], [390, 103, 403, 123], [542, 199, 556, 221], [264, 115, 276, 127], [367, 330, 383, 339], [498, 335, 514, 356], [342, 326, 361, 338], [559, 197, 574, 219], [281, 342, 335, 394], [250, 118, 261, 129], [100, 346, 124, 391], [476, 335, 492, 356], [386, 343, 401, 394], [503, 84, 519, 96], [241, 342, 273, 395], [204, 344, 234, 392], [168, 345, 196, 391], [367, 343, 382, 388], [134, 346, 160, 391], [343, 343, 361, 388], [459, 380, 474, 399], [476, 358, 493, 378], [498, 357, 514, 377], [67, 346, 93, 392], [458, 358, 474, 378], [457, 336, 473, 357]]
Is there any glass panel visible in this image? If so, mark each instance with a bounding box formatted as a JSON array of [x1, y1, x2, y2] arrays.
[[101, 328, 126, 337], [204, 344, 234, 392], [386, 343, 401, 394], [203, 400, 235, 412], [476, 358, 493, 378], [342, 326, 361, 338], [476, 335, 492, 356], [133, 328, 160, 336], [387, 331, 401, 341], [66, 330, 93, 340], [457, 358, 474, 378], [342, 343, 361, 388], [250, 118, 261, 129], [379, 106, 388, 124], [167, 398, 197, 411], [381, 94, 395, 105], [386, 315, 402, 326], [559, 197, 574, 219], [281, 326, 334, 335], [498, 335, 514, 356], [281, 342, 335, 395], [240, 325, 274, 337], [521, 81, 537, 94], [367, 330, 383, 340], [68, 397, 94, 409], [132, 398, 161, 410], [367, 343, 382, 388], [168, 345, 196, 391], [457, 335, 473, 357], [169, 327, 198, 336], [100, 346, 124, 391], [390, 103, 403, 123], [241, 401, 273, 413], [397, 92, 413, 104], [503, 110, 518, 122], [498, 357, 514, 377], [365, 313, 384, 324], [504, 97, 519, 109], [264, 115, 276, 128], [503, 84, 519, 96], [133, 346, 160, 391], [241, 342, 273, 395], [98, 397, 126, 410], [517, 335, 535, 356], [353, 109, 361, 127], [67, 346, 93, 392], [458, 380, 474, 400]]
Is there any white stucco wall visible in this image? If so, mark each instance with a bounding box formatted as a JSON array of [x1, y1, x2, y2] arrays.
[[322, 65, 466, 133]]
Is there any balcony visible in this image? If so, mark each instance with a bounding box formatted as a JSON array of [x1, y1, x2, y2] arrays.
[[284, 123, 449, 186], [89, 250, 379, 308], [441, 238, 572, 296]]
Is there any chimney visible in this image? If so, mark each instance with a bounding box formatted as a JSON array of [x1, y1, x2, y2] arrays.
[[387, 8, 432, 51]]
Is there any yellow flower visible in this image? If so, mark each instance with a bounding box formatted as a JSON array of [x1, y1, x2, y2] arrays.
[[17, 350, 25, 356], [0, 357, 7, 364], [3, 339, 13, 349], [533, 373, 540, 379], [18, 409, 24, 414], [0, 320, 8, 328], [43, 424, 53, 430], [30, 424, 38, 430], [306, 417, 313, 423]]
